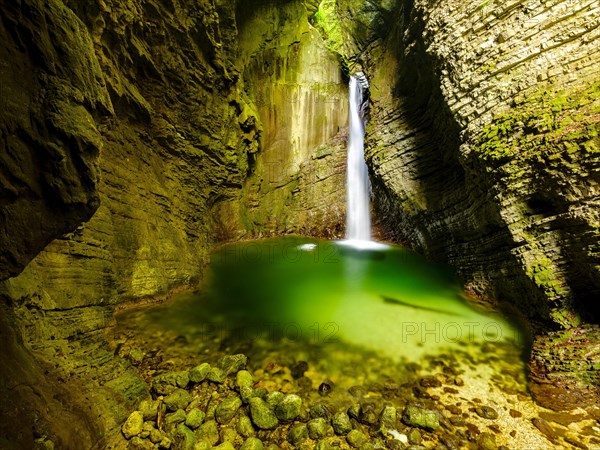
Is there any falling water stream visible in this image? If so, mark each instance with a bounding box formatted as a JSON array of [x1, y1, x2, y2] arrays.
[[346, 74, 371, 242], [107, 76, 582, 450]]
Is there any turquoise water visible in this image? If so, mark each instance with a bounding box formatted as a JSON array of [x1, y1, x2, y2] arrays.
[[158, 236, 523, 361]]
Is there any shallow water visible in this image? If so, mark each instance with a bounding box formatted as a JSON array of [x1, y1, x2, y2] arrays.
[[151, 236, 523, 362], [112, 237, 599, 449]]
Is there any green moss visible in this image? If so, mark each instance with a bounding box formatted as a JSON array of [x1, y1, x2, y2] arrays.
[[311, 0, 344, 56], [524, 255, 566, 295], [474, 78, 600, 169]]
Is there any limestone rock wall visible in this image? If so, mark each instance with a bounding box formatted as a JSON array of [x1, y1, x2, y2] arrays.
[[0, 0, 110, 280], [230, 1, 349, 238], [356, 0, 599, 405], [0, 0, 351, 446]]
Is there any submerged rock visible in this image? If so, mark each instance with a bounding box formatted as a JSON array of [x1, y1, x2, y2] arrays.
[[249, 398, 279, 430], [402, 405, 439, 431], [189, 363, 210, 384], [240, 437, 264, 450], [307, 417, 328, 440], [274, 394, 302, 421], [475, 405, 499, 420], [346, 429, 368, 448], [171, 423, 195, 449], [215, 396, 242, 424], [122, 411, 144, 439], [236, 370, 254, 389], [185, 409, 205, 429], [218, 354, 248, 376], [165, 409, 187, 425], [164, 389, 193, 411], [196, 420, 219, 446], [287, 423, 308, 444], [139, 399, 161, 421], [477, 432, 497, 450], [331, 412, 353, 435]]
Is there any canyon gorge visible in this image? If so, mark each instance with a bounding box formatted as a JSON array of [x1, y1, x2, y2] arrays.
[[0, 0, 598, 448]]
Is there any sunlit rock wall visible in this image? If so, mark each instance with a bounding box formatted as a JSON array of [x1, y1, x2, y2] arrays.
[[227, 1, 349, 238]]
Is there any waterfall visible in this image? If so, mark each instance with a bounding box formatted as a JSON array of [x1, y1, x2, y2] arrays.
[[346, 74, 371, 241]]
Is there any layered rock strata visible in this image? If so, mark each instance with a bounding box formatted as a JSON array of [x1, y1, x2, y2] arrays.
[[351, 0, 599, 406], [0, 0, 348, 447]]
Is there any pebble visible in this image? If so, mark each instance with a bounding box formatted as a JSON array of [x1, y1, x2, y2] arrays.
[[158, 436, 171, 449], [331, 412, 353, 435], [197, 420, 219, 446], [420, 377, 442, 388], [346, 429, 368, 448], [440, 434, 460, 450], [509, 409, 522, 418], [380, 406, 397, 430], [249, 398, 279, 429], [274, 394, 302, 421], [220, 425, 238, 443], [172, 423, 195, 449], [307, 417, 329, 439], [215, 396, 242, 424], [189, 363, 210, 383], [315, 440, 335, 450], [449, 416, 465, 426], [348, 403, 360, 420], [402, 405, 440, 431], [185, 409, 205, 429], [408, 428, 422, 444], [149, 428, 164, 444], [240, 437, 264, 450], [237, 415, 255, 437], [310, 402, 331, 419], [122, 411, 144, 439], [128, 436, 153, 450], [477, 432, 497, 450], [194, 440, 212, 450], [475, 406, 499, 420], [214, 442, 235, 450], [218, 354, 248, 376], [287, 423, 308, 444], [266, 391, 284, 408], [240, 386, 254, 404], [139, 399, 161, 421], [207, 367, 226, 383], [164, 389, 192, 411], [531, 417, 557, 443], [175, 370, 189, 388], [358, 401, 380, 425], [236, 370, 254, 389], [165, 408, 186, 425], [152, 372, 179, 395]]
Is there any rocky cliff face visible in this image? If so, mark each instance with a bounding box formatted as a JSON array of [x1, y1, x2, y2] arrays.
[[220, 0, 349, 238], [1, 0, 599, 446], [0, 0, 349, 447], [349, 0, 599, 407]]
